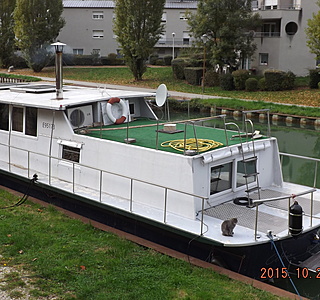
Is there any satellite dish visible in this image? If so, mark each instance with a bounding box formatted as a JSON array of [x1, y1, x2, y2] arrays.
[[156, 84, 167, 107]]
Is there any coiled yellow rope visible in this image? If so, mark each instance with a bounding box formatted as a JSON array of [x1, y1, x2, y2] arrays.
[[161, 138, 223, 152]]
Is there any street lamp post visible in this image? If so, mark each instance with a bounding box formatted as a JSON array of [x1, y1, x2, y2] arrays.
[[172, 32, 175, 60], [201, 34, 208, 93]]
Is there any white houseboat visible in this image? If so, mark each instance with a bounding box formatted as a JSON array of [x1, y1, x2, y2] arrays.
[[0, 48, 320, 280]]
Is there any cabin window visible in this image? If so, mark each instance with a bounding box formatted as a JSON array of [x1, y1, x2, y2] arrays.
[[210, 163, 232, 194], [0, 104, 9, 131], [129, 103, 135, 114], [12, 106, 23, 132], [62, 145, 80, 163], [237, 160, 256, 187], [25, 107, 37, 136]]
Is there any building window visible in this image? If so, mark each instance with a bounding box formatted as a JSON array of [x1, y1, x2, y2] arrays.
[[93, 30, 104, 39], [158, 34, 166, 44], [262, 23, 278, 37], [0, 104, 9, 131], [62, 146, 80, 163], [183, 31, 190, 45], [259, 53, 268, 65], [161, 12, 167, 23], [93, 11, 104, 19], [92, 49, 100, 55], [179, 12, 188, 20], [210, 163, 232, 195], [73, 49, 84, 55], [265, 0, 278, 9]]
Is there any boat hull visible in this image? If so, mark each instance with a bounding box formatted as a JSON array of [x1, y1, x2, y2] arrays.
[[1, 170, 319, 280]]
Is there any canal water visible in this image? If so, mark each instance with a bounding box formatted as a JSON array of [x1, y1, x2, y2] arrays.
[[161, 110, 320, 299]]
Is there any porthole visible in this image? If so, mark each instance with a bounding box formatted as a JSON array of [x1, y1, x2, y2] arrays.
[[285, 22, 298, 35]]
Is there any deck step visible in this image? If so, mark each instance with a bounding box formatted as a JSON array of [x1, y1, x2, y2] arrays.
[[243, 156, 257, 163], [210, 178, 221, 183], [243, 172, 259, 178], [245, 186, 261, 193]]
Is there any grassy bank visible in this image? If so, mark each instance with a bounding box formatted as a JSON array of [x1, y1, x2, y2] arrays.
[[0, 189, 284, 300], [15, 66, 320, 112]]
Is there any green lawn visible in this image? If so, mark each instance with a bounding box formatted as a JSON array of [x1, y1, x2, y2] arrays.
[[0, 189, 284, 299]]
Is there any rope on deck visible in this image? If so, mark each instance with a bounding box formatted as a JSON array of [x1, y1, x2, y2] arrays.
[[161, 138, 223, 152]]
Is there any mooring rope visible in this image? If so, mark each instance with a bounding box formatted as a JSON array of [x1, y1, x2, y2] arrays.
[[267, 232, 301, 299], [161, 138, 223, 153]]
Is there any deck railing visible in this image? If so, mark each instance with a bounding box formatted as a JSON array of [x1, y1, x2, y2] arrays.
[[0, 142, 208, 235], [249, 153, 320, 239], [1, 142, 319, 239]]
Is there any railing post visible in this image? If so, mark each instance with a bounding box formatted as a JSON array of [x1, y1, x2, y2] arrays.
[[310, 191, 314, 227], [314, 161, 318, 188], [8, 144, 11, 172], [99, 170, 103, 203], [49, 155, 51, 185], [201, 197, 205, 236], [130, 179, 133, 212], [28, 151, 30, 179], [164, 188, 168, 224], [288, 196, 290, 235], [254, 205, 259, 240], [72, 162, 75, 193]]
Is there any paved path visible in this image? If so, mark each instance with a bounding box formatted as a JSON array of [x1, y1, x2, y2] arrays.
[[39, 76, 230, 100]]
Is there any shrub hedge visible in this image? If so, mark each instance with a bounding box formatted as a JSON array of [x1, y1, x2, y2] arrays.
[[220, 73, 235, 90], [232, 69, 250, 90], [281, 71, 296, 90], [184, 67, 203, 85], [164, 55, 173, 66], [172, 58, 192, 80], [245, 78, 258, 91], [149, 54, 159, 65], [309, 69, 320, 89], [264, 69, 286, 91], [258, 77, 267, 91], [204, 69, 220, 87]]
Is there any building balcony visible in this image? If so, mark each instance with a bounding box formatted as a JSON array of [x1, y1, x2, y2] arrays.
[[252, 5, 301, 11], [254, 31, 281, 38], [155, 38, 192, 48]]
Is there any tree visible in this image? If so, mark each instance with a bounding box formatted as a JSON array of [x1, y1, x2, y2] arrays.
[[0, 0, 16, 68], [187, 0, 261, 71], [306, 1, 320, 61], [13, 0, 65, 72], [113, 0, 165, 80]]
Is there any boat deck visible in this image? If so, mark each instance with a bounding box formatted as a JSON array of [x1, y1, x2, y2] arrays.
[[84, 118, 252, 154], [204, 188, 320, 237]]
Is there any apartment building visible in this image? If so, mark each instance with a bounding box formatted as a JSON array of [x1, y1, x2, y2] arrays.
[[59, 0, 197, 58], [252, 0, 318, 75], [59, 0, 319, 76]]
